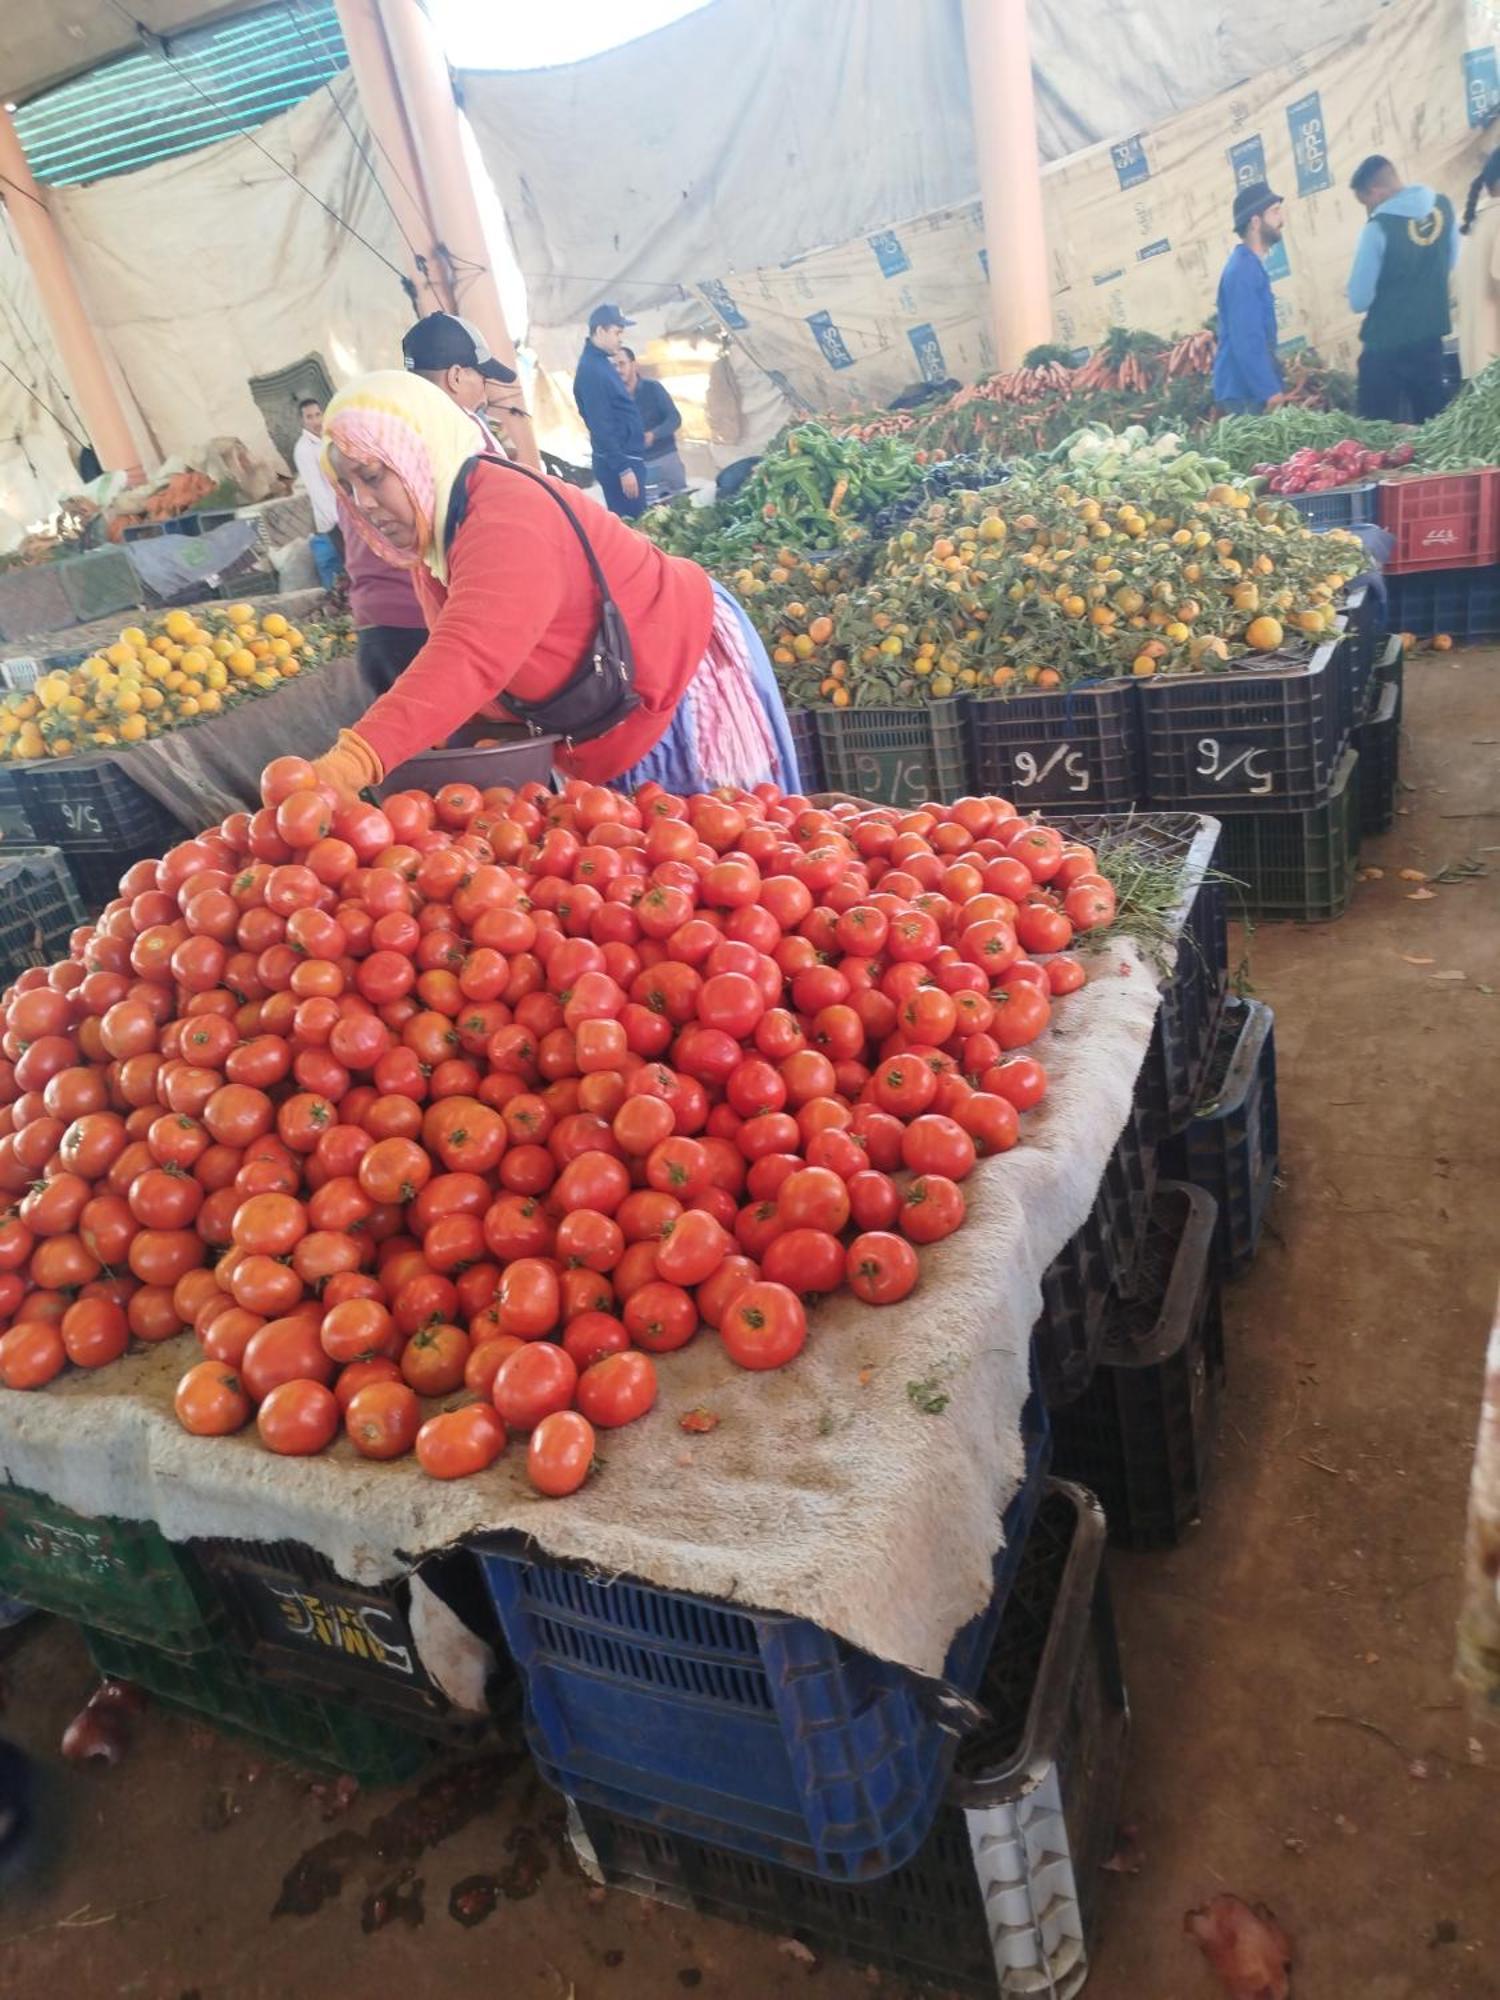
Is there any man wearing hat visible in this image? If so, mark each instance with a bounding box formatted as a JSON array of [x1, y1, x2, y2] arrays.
[[402, 310, 536, 464], [1212, 181, 1286, 414], [574, 304, 649, 517]]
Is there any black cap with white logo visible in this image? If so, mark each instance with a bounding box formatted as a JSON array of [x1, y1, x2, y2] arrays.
[[402, 312, 517, 384]]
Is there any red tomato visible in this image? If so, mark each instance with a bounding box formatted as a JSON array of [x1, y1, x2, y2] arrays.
[[561, 1310, 631, 1371], [720, 1281, 806, 1371], [416, 1403, 508, 1479], [762, 1227, 844, 1294], [900, 1174, 967, 1244], [845, 1231, 919, 1305], [526, 1410, 595, 1496], [654, 1209, 729, 1288], [900, 1114, 977, 1181], [257, 1379, 340, 1455], [576, 1350, 657, 1429], [622, 1279, 699, 1353], [175, 1360, 253, 1435], [956, 1092, 1021, 1155], [492, 1341, 578, 1430]]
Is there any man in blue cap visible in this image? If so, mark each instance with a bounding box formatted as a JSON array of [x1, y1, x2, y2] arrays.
[[1212, 180, 1286, 414], [574, 304, 649, 517]]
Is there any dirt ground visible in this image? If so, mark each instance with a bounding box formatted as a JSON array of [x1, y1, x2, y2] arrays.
[[0, 648, 1497, 2000]]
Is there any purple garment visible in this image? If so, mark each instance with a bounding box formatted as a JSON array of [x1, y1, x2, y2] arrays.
[[342, 505, 425, 631]]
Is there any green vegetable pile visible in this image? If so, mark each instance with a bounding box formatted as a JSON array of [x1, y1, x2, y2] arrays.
[[1202, 407, 1407, 473], [1412, 359, 1500, 469]]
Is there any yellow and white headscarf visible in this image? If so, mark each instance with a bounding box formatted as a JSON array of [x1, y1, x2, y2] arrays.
[[322, 369, 484, 586]]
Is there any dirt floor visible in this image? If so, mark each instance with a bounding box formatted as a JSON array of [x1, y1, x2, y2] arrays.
[[0, 647, 1498, 2000]]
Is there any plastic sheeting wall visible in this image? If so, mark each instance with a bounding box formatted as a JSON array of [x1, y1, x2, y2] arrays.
[[460, 0, 1382, 333], [50, 73, 416, 469], [0, 216, 93, 548], [688, 0, 1500, 411]]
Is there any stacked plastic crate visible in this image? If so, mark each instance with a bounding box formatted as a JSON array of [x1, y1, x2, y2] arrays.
[[1381, 469, 1500, 640]]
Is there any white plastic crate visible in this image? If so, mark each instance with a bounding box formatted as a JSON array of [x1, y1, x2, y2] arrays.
[[566, 1483, 1126, 2000], [0, 658, 41, 691]]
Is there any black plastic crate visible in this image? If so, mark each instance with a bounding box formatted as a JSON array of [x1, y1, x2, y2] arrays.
[[1385, 562, 1500, 640], [573, 1482, 1127, 1998], [1373, 633, 1404, 727], [1341, 581, 1378, 709], [82, 1626, 433, 1783], [15, 756, 184, 853], [1035, 1091, 1158, 1407], [0, 846, 85, 990], [1162, 998, 1278, 1277], [194, 1536, 507, 1743], [1139, 634, 1348, 811], [63, 841, 171, 916], [1355, 678, 1399, 836], [967, 680, 1142, 808], [1218, 745, 1359, 922], [1050, 812, 1227, 1141], [1052, 1183, 1224, 1549], [814, 700, 968, 806], [786, 708, 824, 793], [0, 763, 34, 840]]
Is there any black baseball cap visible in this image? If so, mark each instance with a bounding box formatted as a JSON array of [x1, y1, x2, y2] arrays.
[[588, 301, 636, 332], [1232, 180, 1284, 233], [402, 312, 517, 384]]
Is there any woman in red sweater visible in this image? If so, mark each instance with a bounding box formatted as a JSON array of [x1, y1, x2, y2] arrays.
[[309, 372, 798, 800]]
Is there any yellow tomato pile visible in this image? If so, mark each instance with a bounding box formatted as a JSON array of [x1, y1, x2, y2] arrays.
[[0, 604, 318, 762], [0, 759, 1122, 1499]]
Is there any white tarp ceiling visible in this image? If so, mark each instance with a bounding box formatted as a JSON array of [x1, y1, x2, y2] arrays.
[[0, 0, 246, 103], [462, 0, 1384, 330]]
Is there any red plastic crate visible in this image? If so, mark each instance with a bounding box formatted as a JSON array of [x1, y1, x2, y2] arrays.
[[1377, 470, 1500, 574]]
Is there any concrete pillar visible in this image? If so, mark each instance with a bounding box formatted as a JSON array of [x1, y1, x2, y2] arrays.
[[331, 0, 451, 316], [0, 108, 144, 480], [375, 0, 540, 467], [962, 0, 1052, 369]]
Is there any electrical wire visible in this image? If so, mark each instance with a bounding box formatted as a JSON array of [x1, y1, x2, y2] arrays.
[[100, 0, 414, 291], [0, 350, 84, 446], [284, 0, 421, 309]]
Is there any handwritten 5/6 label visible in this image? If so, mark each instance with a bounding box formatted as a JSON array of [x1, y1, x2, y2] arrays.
[[1195, 738, 1275, 794], [1012, 744, 1090, 793]]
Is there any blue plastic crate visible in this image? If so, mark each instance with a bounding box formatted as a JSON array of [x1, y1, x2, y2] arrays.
[[478, 1395, 1051, 1881], [1283, 482, 1377, 529], [1161, 998, 1278, 1275], [1386, 562, 1500, 640]]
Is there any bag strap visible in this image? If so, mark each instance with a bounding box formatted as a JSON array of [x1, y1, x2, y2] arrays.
[[444, 452, 620, 616]]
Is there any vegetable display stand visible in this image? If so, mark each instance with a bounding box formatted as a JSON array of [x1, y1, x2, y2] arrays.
[[476, 1396, 1051, 1883], [1377, 469, 1500, 574], [1354, 678, 1400, 837], [0, 1484, 220, 1653], [1035, 1091, 1158, 1405], [1284, 482, 1377, 530], [1138, 633, 1348, 811], [13, 755, 183, 856], [1051, 1184, 1225, 1550], [195, 1537, 508, 1743], [967, 680, 1142, 809], [378, 722, 562, 797], [1217, 746, 1360, 922], [0, 847, 85, 988], [813, 701, 968, 807], [1162, 998, 1278, 1277], [1384, 561, 1500, 640], [570, 1482, 1127, 2000], [787, 708, 824, 792], [83, 1627, 433, 1783]]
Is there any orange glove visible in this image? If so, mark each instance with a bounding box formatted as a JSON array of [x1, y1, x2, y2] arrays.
[[311, 728, 383, 804]]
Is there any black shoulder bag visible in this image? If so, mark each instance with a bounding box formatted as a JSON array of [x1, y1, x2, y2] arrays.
[[442, 453, 640, 746]]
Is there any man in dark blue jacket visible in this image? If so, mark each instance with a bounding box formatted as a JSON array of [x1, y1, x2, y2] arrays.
[[1212, 181, 1286, 414], [618, 346, 687, 500], [574, 304, 648, 517]]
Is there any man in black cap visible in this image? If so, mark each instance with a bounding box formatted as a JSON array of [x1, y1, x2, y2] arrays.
[[1212, 181, 1286, 414], [573, 303, 648, 517], [401, 310, 534, 462]]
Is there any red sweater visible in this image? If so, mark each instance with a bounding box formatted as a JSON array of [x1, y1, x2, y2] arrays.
[[355, 461, 715, 784]]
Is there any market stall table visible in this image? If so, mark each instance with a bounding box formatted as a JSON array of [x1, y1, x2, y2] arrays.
[[0, 949, 1161, 1684]]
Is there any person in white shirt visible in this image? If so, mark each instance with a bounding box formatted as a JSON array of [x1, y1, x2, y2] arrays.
[[292, 398, 344, 588]]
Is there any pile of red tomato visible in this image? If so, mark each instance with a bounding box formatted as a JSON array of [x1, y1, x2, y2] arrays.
[[0, 759, 1116, 1498]]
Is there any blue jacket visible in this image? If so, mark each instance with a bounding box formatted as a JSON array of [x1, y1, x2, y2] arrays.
[[1212, 242, 1282, 406], [634, 376, 683, 460], [573, 342, 645, 474]]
